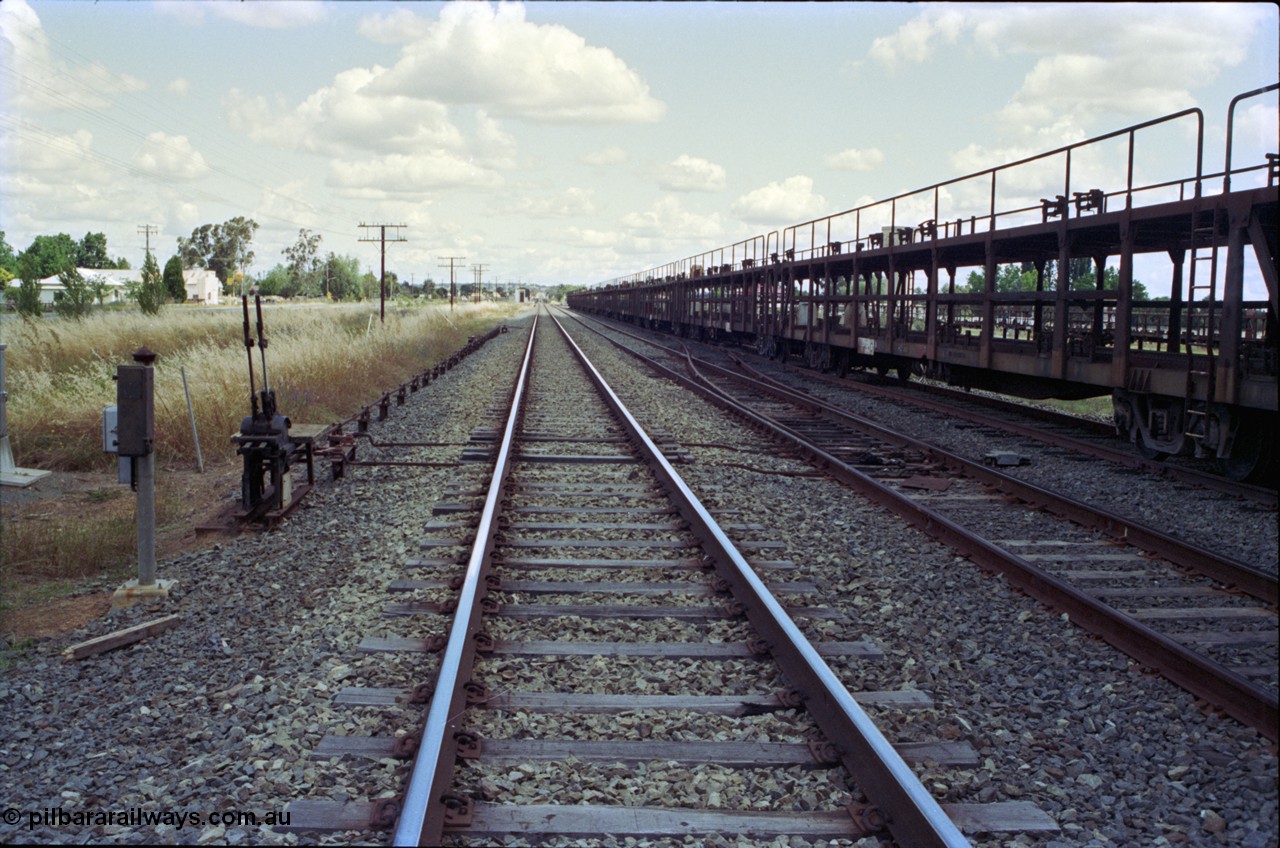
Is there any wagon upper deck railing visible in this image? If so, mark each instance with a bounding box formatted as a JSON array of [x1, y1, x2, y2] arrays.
[[596, 84, 1277, 290]]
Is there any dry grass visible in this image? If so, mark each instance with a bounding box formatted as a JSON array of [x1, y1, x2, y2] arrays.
[[3, 301, 520, 470], [1, 301, 520, 635]]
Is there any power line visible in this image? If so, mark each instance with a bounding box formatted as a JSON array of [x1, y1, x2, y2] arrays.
[[438, 256, 465, 311], [470, 263, 489, 304], [359, 223, 407, 324], [137, 224, 159, 257]]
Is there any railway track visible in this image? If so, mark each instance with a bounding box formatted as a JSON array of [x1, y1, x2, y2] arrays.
[[772, 362, 1278, 509], [282, 309, 1059, 845], [561, 308, 1278, 744]]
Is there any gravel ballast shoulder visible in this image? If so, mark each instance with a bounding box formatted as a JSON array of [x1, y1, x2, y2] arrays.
[[2, 307, 1274, 848], [561, 311, 1277, 848], [0, 317, 532, 847]]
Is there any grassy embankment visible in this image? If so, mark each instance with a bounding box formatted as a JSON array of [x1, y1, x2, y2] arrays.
[[0, 301, 520, 618]]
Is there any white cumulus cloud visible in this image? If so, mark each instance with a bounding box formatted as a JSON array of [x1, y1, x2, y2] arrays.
[[867, 4, 1271, 138], [825, 148, 885, 172], [655, 155, 727, 192], [365, 2, 665, 124], [581, 146, 629, 166], [622, 196, 723, 240], [328, 151, 504, 199], [134, 132, 210, 181], [731, 176, 828, 227], [154, 0, 328, 29]]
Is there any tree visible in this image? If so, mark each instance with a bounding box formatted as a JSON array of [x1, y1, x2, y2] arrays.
[[88, 275, 112, 306], [18, 233, 78, 280], [162, 255, 186, 303], [0, 231, 17, 276], [13, 251, 46, 317], [76, 232, 111, 269], [320, 253, 364, 301], [54, 267, 94, 319], [177, 217, 259, 283], [130, 251, 165, 315], [283, 229, 322, 296]]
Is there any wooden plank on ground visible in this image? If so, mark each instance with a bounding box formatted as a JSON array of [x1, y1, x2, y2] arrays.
[[1087, 586, 1220, 599], [358, 635, 443, 654], [479, 690, 926, 712], [334, 687, 405, 706], [503, 538, 695, 549], [313, 736, 977, 767], [62, 614, 182, 661], [278, 800, 375, 833], [493, 603, 844, 621], [498, 580, 817, 596], [383, 602, 445, 616], [490, 640, 882, 659], [1126, 606, 1273, 622], [331, 688, 922, 711], [387, 579, 449, 592], [505, 521, 685, 531], [279, 799, 1056, 836], [463, 801, 1057, 837], [1060, 569, 1147, 580], [494, 557, 797, 572], [498, 557, 702, 569], [510, 506, 676, 515], [1022, 554, 1149, 563], [420, 538, 471, 549], [516, 453, 637, 463], [1169, 630, 1277, 647]]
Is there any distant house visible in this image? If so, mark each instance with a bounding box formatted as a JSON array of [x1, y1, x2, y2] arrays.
[[184, 268, 221, 305], [16, 268, 137, 305]]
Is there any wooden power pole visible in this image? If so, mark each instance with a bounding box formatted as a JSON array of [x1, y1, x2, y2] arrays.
[[359, 223, 407, 323]]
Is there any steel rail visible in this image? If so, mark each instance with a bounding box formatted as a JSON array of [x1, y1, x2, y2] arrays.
[[574, 309, 1275, 506], [557, 307, 1278, 744], [563, 309, 1276, 605], [392, 316, 538, 847], [721, 355, 1278, 607], [548, 311, 970, 847], [776, 363, 1277, 508]]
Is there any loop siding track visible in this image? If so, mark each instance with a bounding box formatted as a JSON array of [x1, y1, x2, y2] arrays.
[[282, 309, 1060, 845], [558, 309, 1278, 744]]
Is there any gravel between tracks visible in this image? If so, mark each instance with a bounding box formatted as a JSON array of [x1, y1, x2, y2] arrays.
[[563, 313, 1278, 848], [1, 310, 1273, 848]]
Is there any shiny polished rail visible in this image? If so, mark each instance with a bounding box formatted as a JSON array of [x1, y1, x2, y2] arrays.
[[390, 308, 971, 846], [560, 307, 1278, 744]]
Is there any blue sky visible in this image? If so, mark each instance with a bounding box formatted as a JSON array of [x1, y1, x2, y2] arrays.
[[1, 2, 1276, 294]]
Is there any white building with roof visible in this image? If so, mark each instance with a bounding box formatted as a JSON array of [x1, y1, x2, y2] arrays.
[[183, 268, 221, 304], [10, 268, 137, 305]]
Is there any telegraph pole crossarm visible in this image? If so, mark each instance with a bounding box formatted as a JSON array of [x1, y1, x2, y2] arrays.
[[438, 256, 466, 311], [359, 223, 407, 323]]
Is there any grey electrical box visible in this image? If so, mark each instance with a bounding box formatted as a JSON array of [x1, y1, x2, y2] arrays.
[[115, 365, 154, 456], [102, 406, 119, 453]]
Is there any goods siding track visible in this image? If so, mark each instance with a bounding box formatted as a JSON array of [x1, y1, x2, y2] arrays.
[[281, 309, 1059, 845], [784, 365, 1278, 509], [557, 308, 1277, 745]]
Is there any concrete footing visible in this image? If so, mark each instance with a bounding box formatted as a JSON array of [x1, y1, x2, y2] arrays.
[[111, 579, 177, 610]]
